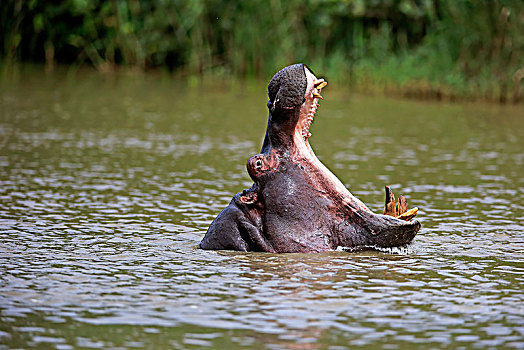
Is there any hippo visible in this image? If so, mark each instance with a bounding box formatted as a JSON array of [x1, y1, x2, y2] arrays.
[[200, 63, 420, 253]]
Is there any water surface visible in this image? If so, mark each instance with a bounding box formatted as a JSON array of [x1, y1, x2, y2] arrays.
[[0, 69, 523, 349]]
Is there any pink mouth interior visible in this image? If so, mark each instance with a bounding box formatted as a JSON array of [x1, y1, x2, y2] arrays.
[[298, 68, 324, 141]]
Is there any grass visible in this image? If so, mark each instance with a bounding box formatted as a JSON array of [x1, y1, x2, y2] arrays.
[[1, 0, 523, 103]]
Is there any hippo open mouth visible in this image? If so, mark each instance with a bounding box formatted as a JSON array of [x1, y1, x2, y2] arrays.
[[200, 63, 420, 253]]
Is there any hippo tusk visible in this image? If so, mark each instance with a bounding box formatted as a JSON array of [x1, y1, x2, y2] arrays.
[[397, 207, 418, 221]]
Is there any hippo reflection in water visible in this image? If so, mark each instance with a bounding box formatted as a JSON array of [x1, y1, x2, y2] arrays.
[[200, 64, 420, 253]]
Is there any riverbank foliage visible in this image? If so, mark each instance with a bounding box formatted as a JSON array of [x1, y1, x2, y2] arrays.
[[1, 0, 523, 102]]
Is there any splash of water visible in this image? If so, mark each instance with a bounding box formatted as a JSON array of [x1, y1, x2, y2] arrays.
[[336, 243, 417, 254]]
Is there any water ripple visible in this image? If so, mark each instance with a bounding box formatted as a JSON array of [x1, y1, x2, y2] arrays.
[[1, 75, 523, 349]]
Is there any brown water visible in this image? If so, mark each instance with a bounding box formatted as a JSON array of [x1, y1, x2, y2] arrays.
[[0, 69, 523, 349]]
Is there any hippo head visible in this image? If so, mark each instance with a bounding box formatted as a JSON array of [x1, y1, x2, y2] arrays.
[[200, 63, 421, 253]]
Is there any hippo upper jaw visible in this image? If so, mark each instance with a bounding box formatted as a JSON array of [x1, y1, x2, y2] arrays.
[[262, 64, 324, 155]]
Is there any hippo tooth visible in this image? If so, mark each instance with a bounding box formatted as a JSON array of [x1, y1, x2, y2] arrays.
[[314, 79, 327, 89], [397, 207, 418, 220], [313, 92, 323, 100]]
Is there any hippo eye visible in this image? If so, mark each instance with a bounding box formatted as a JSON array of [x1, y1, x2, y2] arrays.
[[255, 159, 262, 169]]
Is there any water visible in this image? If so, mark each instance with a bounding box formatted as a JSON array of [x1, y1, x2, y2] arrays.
[[1, 69, 523, 349]]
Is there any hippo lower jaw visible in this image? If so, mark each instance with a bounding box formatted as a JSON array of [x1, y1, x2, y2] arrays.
[[200, 192, 422, 254], [201, 63, 421, 253], [200, 195, 421, 253], [334, 207, 421, 251], [290, 67, 421, 244]]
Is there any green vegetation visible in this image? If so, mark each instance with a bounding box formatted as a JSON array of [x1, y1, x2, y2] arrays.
[[1, 0, 523, 102]]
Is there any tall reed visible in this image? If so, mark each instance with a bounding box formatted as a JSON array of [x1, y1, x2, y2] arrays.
[[1, 0, 522, 102]]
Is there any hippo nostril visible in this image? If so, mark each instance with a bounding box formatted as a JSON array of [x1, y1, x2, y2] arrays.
[[255, 159, 262, 169]]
